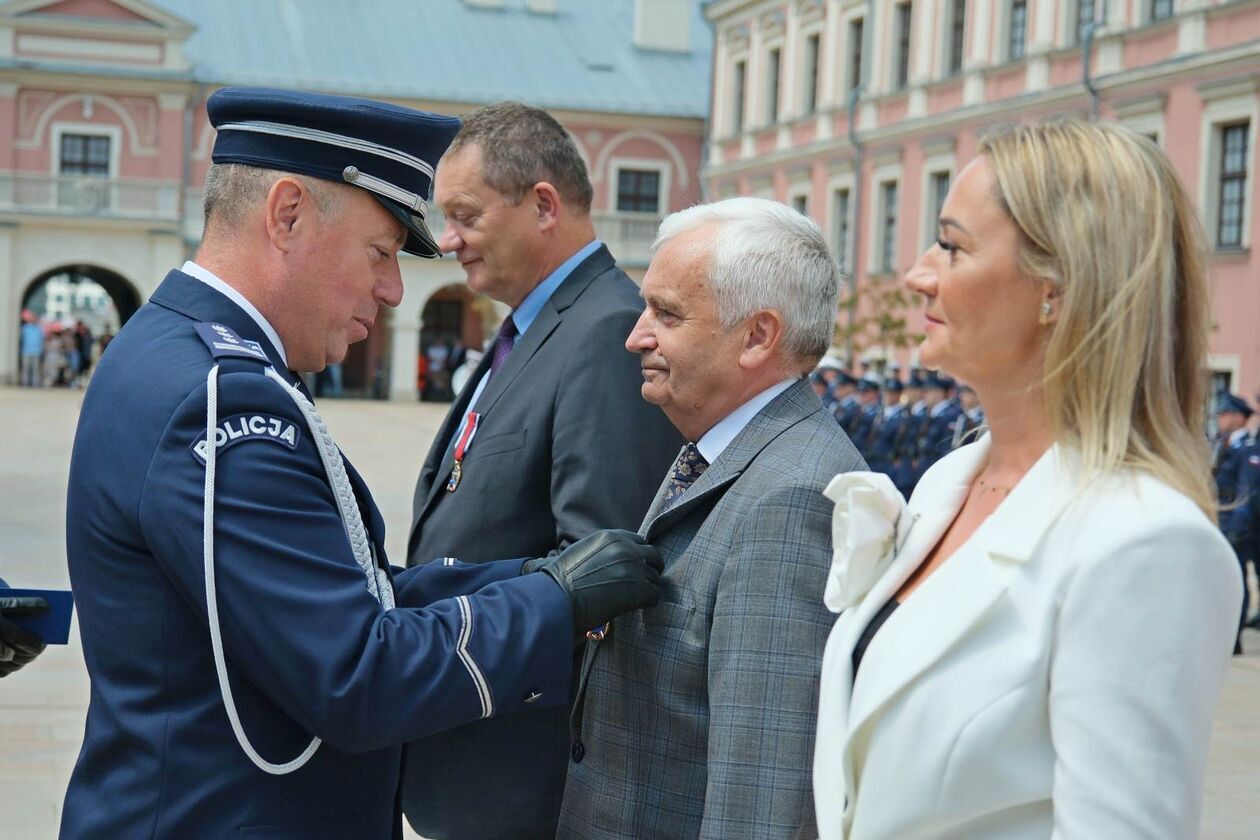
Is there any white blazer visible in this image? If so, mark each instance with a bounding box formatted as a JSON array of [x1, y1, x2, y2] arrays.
[[814, 435, 1241, 839]]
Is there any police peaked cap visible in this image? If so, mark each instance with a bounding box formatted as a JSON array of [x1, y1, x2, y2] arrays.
[[856, 377, 881, 393], [1217, 393, 1253, 418], [207, 87, 461, 258], [883, 377, 905, 392]]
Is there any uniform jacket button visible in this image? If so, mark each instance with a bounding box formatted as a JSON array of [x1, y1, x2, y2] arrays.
[[570, 741, 585, 763]]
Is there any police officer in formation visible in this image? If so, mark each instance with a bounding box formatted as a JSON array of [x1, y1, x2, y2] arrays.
[[829, 367, 979, 498], [1216, 393, 1259, 653], [61, 88, 663, 837]]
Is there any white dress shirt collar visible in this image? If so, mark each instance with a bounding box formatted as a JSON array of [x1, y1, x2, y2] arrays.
[[182, 260, 288, 367], [695, 378, 797, 465]]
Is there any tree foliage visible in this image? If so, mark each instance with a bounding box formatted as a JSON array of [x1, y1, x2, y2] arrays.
[[834, 274, 925, 362]]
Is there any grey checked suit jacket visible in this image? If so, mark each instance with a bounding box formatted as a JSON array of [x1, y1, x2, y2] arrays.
[[401, 245, 683, 839], [559, 379, 866, 839]]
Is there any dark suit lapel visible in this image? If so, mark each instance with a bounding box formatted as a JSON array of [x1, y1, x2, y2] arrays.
[[411, 246, 615, 541], [462, 247, 611, 419], [408, 350, 493, 559], [642, 378, 817, 541]]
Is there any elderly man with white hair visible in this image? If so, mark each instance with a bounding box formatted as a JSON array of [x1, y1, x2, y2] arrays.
[[559, 197, 866, 839]]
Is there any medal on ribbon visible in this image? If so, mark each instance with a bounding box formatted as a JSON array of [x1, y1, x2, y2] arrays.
[[447, 410, 480, 492]]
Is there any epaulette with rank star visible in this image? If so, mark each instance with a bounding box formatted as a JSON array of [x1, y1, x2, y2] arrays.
[[193, 322, 269, 362]]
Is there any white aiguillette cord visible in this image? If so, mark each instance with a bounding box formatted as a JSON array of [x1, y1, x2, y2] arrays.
[[201, 364, 394, 775]]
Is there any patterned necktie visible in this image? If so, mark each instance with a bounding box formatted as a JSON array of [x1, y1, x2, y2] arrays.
[[662, 443, 709, 509], [489, 316, 518, 378]]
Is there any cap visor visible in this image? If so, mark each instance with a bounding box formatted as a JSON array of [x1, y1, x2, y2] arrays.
[[371, 194, 442, 258]]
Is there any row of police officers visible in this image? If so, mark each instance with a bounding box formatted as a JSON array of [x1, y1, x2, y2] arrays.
[[813, 370, 985, 499]]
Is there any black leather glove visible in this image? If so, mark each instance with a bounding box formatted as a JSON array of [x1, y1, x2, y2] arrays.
[[0, 595, 48, 678], [527, 530, 663, 634]]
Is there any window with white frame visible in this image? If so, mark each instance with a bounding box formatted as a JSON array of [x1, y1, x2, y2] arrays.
[[894, 3, 912, 90], [791, 193, 808, 216], [803, 32, 821, 116], [766, 47, 782, 124], [1217, 123, 1250, 249], [833, 187, 851, 270], [847, 17, 865, 93], [1008, 0, 1027, 60], [946, 0, 966, 76], [615, 167, 663, 214], [732, 59, 747, 134], [879, 180, 899, 273], [927, 171, 951, 246], [1149, 0, 1174, 24], [60, 133, 111, 177]]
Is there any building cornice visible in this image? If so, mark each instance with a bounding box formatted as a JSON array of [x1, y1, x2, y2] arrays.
[[703, 38, 1260, 181]]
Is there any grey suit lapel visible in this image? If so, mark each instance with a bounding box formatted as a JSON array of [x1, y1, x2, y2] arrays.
[[642, 378, 817, 540]]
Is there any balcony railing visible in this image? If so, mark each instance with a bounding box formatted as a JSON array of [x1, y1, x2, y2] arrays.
[[0, 172, 181, 222]]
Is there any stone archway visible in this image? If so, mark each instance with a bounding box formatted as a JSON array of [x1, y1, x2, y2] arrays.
[[418, 284, 497, 402], [16, 264, 141, 387]]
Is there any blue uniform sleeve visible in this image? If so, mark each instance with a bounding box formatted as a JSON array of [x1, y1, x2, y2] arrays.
[[392, 557, 529, 607], [1226, 451, 1260, 550], [137, 370, 572, 753]]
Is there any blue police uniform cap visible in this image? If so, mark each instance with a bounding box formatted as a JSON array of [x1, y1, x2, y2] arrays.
[[857, 377, 881, 393], [837, 371, 858, 386], [924, 374, 953, 391], [884, 377, 904, 392], [206, 87, 461, 258], [1217, 393, 1253, 418]]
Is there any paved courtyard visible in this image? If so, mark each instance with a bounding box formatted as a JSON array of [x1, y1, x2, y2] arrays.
[[2, 385, 1257, 837]]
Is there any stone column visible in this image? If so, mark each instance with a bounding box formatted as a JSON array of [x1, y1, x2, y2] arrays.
[[389, 312, 420, 401]]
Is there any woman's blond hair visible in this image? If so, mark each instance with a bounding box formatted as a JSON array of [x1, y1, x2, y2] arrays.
[[979, 119, 1216, 519]]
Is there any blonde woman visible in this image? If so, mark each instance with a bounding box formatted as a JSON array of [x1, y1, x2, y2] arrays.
[[814, 120, 1241, 839]]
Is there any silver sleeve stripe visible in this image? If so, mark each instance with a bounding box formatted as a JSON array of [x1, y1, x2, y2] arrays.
[[455, 595, 493, 719], [215, 120, 435, 177]]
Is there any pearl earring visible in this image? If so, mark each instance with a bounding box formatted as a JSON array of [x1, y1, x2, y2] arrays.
[[1039, 301, 1053, 324]]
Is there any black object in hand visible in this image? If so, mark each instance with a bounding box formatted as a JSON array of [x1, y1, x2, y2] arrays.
[[530, 530, 663, 634], [0, 595, 49, 677]]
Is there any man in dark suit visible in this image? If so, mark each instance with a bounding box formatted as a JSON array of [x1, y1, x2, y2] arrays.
[[559, 197, 866, 839], [402, 102, 683, 839]]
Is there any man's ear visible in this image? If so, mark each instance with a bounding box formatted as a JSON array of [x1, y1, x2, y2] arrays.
[[265, 177, 312, 252], [739, 309, 784, 371], [532, 181, 561, 232]]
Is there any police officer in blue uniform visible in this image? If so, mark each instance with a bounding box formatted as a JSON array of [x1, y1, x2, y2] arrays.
[[61, 88, 663, 839], [849, 376, 882, 458], [1216, 394, 1256, 653], [866, 377, 906, 479], [1213, 393, 1253, 507], [832, 371, 861, 436], [1226, 444, 1260, 653]]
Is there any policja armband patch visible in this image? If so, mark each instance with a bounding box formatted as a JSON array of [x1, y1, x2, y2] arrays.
[[194, 322, 269, 362], [191, 413, 301, 465]]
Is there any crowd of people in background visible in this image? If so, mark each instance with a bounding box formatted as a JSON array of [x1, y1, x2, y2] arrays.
[[18, 309, 112, 389], [417, 334, 469, 401], [811, 361, 985, 500]]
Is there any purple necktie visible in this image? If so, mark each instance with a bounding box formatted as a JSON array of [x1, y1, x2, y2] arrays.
[[489, 316, 518, 378]]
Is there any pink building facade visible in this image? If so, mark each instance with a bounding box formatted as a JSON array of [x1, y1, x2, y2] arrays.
[[0, 0, 709, 397], [703, 0, 1260, 396]]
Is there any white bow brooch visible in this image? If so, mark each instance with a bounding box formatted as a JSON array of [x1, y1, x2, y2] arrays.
[[821, 472, 911, 613]]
